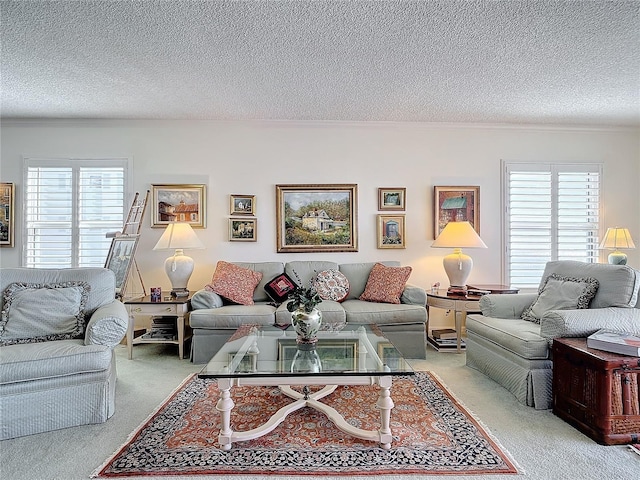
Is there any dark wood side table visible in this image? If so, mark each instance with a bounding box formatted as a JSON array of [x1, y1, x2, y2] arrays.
[[124, 295, 192, 359], [426, 285, 518, 353]]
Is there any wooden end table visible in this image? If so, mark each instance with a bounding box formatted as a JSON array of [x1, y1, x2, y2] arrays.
[[125, 295, 192, 359]]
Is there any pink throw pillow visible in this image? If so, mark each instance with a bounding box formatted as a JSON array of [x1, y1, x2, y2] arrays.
[[359, 263, 411, 304], [205, 261, 263, 305]]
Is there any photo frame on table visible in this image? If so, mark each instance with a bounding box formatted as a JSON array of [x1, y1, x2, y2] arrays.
[[104, 235, 139, 296], [277, 338, 357, 372], [434, 186, 480, 237], [378, 187, 406, 211], [0, 182, 15, 247], [229, 218, 257, 242], [151, 184, 206, 228], [230, 194, 255, 215], [276, 184, 358, 253], [377, 342, 407, 370], [377, 214, 406, 249]]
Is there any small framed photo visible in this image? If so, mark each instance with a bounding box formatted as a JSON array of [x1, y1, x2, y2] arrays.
[[434, 186, 480, 237], [0, 182, 15, 247], [377, 214, 406, 249], [378, 187, 406, 211], [229, 218, 257, 242], [230, 194, 255, 215], [151, 184, 206, 228]]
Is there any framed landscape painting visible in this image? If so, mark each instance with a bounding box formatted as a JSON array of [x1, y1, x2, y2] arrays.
[[0, 182, 15, 247], [434, 186, 479, 237], [230, 194, 255, 215], [378, 187, 406, 211], [229, 218, 257, 242], [105, 235, 139, 296], [151, 184, 206, 228], [276, 184, 358, 253], [377, 214, 406, 249]]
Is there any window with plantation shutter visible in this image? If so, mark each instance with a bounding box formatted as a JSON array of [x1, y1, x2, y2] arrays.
[[23, 158, 130, 268], [503, 162, 601, 289]]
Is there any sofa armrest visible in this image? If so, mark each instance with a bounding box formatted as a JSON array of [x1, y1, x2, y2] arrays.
[[540, 307, 640, 341], [478, 293, 537, 319], [191, 289, 224, 310], [401, 284, 426, 306], [84, 300, 128, 348]]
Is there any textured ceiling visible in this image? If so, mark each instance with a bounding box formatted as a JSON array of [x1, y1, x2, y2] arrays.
[[1, 0, 639, 126]]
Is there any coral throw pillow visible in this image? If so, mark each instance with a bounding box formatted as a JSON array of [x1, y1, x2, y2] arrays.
[[359, 263, 412, 304], [205, 261, 263, 306], [313, 269, 350, 302]]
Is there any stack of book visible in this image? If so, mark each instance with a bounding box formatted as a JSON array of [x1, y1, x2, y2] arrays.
[[141, 316, 177, 340], [428, 328, 464, 351]]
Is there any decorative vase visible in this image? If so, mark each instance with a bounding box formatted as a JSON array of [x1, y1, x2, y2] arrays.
[[290, 342, 322, 373], [291, 308, 322, 341]]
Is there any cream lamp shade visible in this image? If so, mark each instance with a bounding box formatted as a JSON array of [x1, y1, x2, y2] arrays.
[[599, 227, 636, 265], [431, 221, 487, 291], [153, 223, 205, 296]]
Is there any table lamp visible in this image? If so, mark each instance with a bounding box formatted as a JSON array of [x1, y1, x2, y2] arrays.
[[153, 223, 205, 296], [599, 227, 635, 265], [431, 221, 487, 291]]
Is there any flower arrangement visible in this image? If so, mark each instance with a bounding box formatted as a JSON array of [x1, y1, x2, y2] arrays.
[[286, 271, 323, 313]]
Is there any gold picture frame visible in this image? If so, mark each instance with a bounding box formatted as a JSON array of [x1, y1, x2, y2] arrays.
[[229, 218, 257, 242], [434, 186, 480, 237], [276, 184, 358, 253], [0, 182, 15, 247], [151, 184, 206, 228], [377, 214, 406, 249], [104, 235, 139, 296], [230, 194, 255, 215], [378, 187, 406, 211]]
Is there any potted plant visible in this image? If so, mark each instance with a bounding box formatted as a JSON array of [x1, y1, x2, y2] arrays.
[[286, 272, 323, 341]]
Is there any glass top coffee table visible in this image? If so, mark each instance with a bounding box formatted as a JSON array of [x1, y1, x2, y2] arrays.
[[198, 324, 414, 450]]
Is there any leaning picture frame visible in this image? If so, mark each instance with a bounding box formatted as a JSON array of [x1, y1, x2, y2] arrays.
[[229, 218, 257, 242], [434, 186, 480, 237], [377, 214, 406, 249], [0, 182, 15, 247], [277, 338, 358, 372], [377, 342, 407, 370], [104, 235, 139, 296], [378, 187, 406, 211], [230, 194, 255, 215], [151, 184, 206, 228], [276, 184, 358, 253]]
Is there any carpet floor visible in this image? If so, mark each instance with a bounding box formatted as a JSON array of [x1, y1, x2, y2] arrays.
[[93, 372, 520, 477]]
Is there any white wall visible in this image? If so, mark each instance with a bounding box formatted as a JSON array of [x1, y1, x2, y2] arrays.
[[1, 120, 639, 296]]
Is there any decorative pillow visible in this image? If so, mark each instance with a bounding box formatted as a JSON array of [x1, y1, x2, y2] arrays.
[[313, 269, 350, 302], [205, 261, 263, 305], [264, 272, 297, 303], [0, 281, 90, 346], [521, 273, 599, 324], [359, 263, 412, 304]]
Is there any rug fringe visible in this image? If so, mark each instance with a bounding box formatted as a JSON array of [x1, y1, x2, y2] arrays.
[[90, 373, 197, 479], [427, 371, 526, 476]]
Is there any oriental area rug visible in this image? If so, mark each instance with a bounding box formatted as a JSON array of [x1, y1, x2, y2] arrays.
[[93, 372, 521, 477]]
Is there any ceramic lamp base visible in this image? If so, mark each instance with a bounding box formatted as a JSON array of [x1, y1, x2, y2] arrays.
[[442, 248, 473, 289], [607, 251, 628, 265]]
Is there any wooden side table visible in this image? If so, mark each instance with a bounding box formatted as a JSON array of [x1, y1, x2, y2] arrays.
[[426, 285, 518, 353], [125, 295, 192, 359]]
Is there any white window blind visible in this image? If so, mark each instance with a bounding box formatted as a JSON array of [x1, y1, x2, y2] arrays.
[[503, 162, 601, 289], [23, 158, 129, 268]]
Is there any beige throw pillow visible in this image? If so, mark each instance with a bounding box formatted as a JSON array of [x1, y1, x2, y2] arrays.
[[359, 263, 411, 304]]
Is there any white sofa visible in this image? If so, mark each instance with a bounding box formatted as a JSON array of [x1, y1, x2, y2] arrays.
[[465, 261, 640, 410], [0, 268, 128, 439], [190, 261, 428, 363]]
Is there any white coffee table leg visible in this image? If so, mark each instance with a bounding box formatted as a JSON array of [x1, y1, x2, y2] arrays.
[[376, 375, 394, 449], [216, 377, 235, 450]]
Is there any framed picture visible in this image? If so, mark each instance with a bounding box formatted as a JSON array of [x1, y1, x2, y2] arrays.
[[434, 186, 480, 237], [377, 214, 406, 249], [230, 194, 255, 215], [276, 184, 358, 253], [377, 342, 407, 370], [104, 235, 139, 296], [229, 218, 257, 242], [227, 352, 256, 373], [0, 182, 15, 247], [378, 187, 406, 211], [278, 338, 357, 372], [151, 184, 206, 228]]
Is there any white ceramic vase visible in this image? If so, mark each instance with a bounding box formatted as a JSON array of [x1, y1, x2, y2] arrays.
[[291, 308, 322, 341]]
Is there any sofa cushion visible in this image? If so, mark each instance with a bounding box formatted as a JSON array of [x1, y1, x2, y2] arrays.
[[1, 282, 90, 346], [541, 261, 639, 308], [359, 263, 411, 304], [206, 261, 263, 306], [341, 299, 427, 325], [233, 262, 285, 302], [313, 269, 350, 302], [264, 272, 297, 303], [285, 261, 339, 290], [522, 274, 599, 324], [339, 261, 401, 300], [189, 304, 277, 329]]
